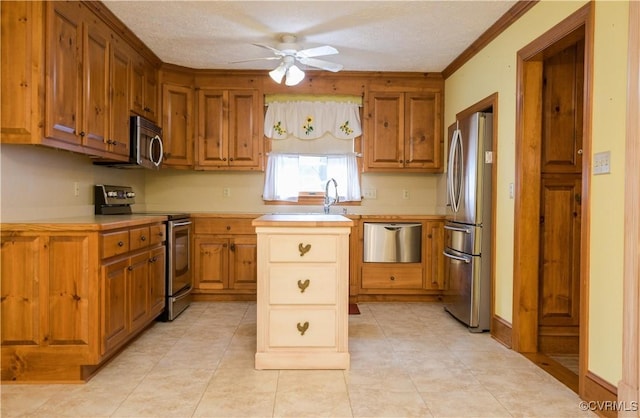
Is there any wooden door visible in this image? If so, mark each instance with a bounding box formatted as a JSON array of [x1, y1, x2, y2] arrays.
[[45, 1, 83, 145], [538, 175, 581, 353], [196, 89, 227, 168], [162, 83, 193, 167], [130, 56, 145, 117], [541, 41, 584, 174], [228, 90, 261, 169], [144, 65, 158, 122], [129, 252, 149, 332], [194, 236, 228, 290], [148, 246, 166, 317], [102, 258, 129, 354], [82, 21, 109, 153], [365, 92, 404, 170], [229, 236, 257, 290], [404, 93, 442, 170], [109, 38, 131, 158]]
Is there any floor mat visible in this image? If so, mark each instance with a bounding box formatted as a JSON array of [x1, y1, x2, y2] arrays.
[[349, 303, 360, 315]]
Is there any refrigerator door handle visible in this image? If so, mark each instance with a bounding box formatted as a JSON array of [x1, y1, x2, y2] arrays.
[[448, 126, 463, 213], [444, 224, 471, 234], [443, 249, 471, 263]]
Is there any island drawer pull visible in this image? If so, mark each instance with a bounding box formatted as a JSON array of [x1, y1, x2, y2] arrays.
[[298, 243, 311, 256], [297, 321, 309, 336], [297, 279, 310, 293]]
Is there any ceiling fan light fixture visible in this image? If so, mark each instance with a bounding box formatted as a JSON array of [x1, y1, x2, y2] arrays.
[[284, 64, 305, 86], [269, 63, 287, 84]]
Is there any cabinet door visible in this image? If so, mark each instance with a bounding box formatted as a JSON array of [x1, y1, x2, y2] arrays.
[[366, 93, 404, 170], [148, 245, 166, 317], [144, 65, 158, 122], [162, 83, 194, 167], [405, 93, 442, 170], [194, 236, 228, 290], [45, 1, 83, 145], [228, 90, 261, 169], [196, 89, 226, 168], [229, 236, 257, 290], [130, 57, 145, 117], [82, 21, 110, 153], [109, 38, 131, 158], [129, 252, 149, 332], [424, 220, 446, 290], [102, 258, 129, 354]]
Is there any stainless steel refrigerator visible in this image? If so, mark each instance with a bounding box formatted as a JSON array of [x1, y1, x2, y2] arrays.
[[444, 112, 492, 332]]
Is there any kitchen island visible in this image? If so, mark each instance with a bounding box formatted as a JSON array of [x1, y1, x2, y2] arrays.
[[252, 214, 353, 370]]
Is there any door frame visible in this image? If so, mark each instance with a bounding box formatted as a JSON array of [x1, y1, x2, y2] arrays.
[[512, 0, 592, 385], [620, 1, 640, 411]]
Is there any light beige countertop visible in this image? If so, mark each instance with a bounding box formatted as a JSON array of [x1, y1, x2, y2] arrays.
[[252, 213, 354, 227]]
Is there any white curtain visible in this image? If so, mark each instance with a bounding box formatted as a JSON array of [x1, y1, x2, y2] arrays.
[[264, 101, 362, 140], [263, 153, 361, 202], [262, 153, 300, 202]]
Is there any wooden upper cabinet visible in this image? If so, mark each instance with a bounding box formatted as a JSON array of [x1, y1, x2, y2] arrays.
[[45, 1, 84, 146], [131, 56, 159, 123], [162, 83, 194, 167], [365, 90, 443, 173], [195, 89, 262, 170], [108, 36, 131, 158]]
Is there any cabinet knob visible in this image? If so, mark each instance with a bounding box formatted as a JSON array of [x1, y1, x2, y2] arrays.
[[79, 131, 86, 137], [230, 243, 236, 251], [127, 266, 133, 271], [390, 276, 396, 281], [140, 236, 146, 241], [118, 241, 124, 247], [144, 106, 151, 112], [226, 225, 231, 231], [297, 321, 309, 336]]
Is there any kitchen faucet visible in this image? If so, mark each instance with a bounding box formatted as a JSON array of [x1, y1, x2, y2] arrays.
[[324, 178, 339, 214]]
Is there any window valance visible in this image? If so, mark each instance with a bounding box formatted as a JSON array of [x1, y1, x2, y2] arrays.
[[264, 99, 362, 140]]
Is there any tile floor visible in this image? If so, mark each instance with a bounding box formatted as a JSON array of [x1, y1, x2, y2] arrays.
[[1, 302, 596, 418]]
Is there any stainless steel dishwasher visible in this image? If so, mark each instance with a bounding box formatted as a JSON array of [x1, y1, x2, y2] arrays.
[[363, 223, 422, 262]]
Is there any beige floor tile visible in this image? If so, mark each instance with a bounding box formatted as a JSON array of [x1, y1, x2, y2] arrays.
[[204, 368, 279, 394], [193, 390, 276, 417], [348, 387, 432, 418], [421, 389, 512, 417], [345, 367, 416, 392], [273, 389, 353, 418], [277, 370, 347, 393], [410, 366, 485, 393]]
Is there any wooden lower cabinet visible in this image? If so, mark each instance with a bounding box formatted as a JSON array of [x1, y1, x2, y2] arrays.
[[356, 218, 446, 300], [192, 217, 257, 299], [0, 219, 166, 382]]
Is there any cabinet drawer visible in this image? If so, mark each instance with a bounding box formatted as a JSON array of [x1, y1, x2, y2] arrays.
[[101, 231, 130, 259], [269, 309, 336, 347], [194, 218, 254, 235], [268, 235, 337, 262], [129, 226, 151, 251], [361, 264, 423, 289], [269, 265, 337, 305], [149, 224, 166, 246]]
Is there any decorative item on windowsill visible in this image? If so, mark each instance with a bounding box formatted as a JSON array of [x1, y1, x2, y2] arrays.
[[231, 34, 343, 86]]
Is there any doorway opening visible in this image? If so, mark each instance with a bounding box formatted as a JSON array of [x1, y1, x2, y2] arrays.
[[512, 4, 592, 395]]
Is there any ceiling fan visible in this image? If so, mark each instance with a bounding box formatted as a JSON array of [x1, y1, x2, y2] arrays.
[[235, 34, 343, 86]]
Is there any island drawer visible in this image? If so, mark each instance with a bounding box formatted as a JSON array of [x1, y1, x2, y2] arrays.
[[267, 235, 337, 262], [268, 309, 336, 347], [101, 230, 130, 259], [269, 265, 337, 305]]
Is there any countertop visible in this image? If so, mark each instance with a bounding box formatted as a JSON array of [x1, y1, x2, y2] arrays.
[[252, 213, 354, 227], [0, 214, 169, 232]]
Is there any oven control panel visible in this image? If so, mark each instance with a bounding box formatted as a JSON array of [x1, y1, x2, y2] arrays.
[[95, 185, 135, 214]]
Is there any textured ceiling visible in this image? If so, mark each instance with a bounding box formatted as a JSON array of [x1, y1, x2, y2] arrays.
[[102, 1, 518, 73]]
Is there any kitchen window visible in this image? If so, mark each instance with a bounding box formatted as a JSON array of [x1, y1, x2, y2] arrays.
[[262, 152, 361, 204], [262, 95, 363, 205]]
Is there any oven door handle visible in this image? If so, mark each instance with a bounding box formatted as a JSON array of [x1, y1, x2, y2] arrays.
[[443, 249, 471, 263], [171, 220, 192, 227]]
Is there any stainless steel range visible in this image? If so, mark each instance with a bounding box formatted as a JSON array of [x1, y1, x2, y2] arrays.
[[95, 184, 192, 321]]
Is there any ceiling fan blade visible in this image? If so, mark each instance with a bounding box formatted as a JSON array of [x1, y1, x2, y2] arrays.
[[296, 45, 339, 58], [252, 43, 285, 56], [230, 56, 281, 64], [297, 57, 343, 72]]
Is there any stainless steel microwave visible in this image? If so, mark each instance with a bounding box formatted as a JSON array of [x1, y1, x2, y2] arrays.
[[93, 116, 163, 169], [131, 116, 163, 169]]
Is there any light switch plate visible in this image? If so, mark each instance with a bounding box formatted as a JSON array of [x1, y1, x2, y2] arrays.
[[593, 151, 611, 175]]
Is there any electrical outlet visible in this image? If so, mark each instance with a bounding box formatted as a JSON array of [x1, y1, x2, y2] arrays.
[[223, 187, 231, 197], [363, 189, 377, 199], [74, 182, 80, 197], [402, 189, 410, 199], [509, 183, 515, 199]]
